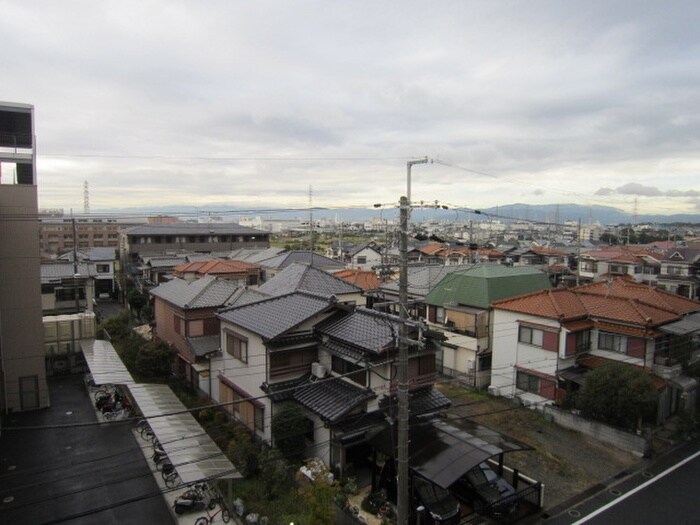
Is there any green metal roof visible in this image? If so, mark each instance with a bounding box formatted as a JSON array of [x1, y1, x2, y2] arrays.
[[425, 264, 551, 309]]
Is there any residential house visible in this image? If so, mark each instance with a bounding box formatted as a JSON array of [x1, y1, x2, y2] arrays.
[[150, 275, 251, 393], [377, 264, 473, 318], [577, 247, 661, 287], [656, 247, 700, 299], [56, 247, 118, 299], [40, 262, 96, 315], [173, 259, 262, 286], [425, 265, 551, 388], [39, 214, 141, 257], [349, 241, 383, 270], [489, 277, 700, 421], [258, 262, 365, 306], [215, 294, 450, 471], [509, 245, 571, 286]]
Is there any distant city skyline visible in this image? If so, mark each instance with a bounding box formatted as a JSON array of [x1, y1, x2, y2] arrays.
[[2, 2, 699, 215]]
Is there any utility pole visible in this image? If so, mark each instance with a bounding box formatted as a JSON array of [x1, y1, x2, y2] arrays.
[[398, 157, 429, 525]]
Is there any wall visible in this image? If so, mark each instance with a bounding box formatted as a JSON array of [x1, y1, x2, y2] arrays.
[[543, 405, 650, 457]]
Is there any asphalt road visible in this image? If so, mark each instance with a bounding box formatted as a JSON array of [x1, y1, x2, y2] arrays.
[[573, 449, 700, 525], [542, 439, 700, 525], [0, 374, 174, 525]]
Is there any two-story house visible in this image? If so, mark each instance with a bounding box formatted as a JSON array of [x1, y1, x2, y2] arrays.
[[173, 258, 262, 286], [489, 277, 700, 421], [656, 247, 700, 299], [424, 265, 551, 388], [577, 248, 661, 287], [349, 241, 384, 270], [150, 275, 262, 393], [215, 294, 449, 473]]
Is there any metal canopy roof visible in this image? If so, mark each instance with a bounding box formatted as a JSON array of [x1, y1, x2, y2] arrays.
[[80, 339, 135, 385], [660, 312, 700, 335], [370, 419, 531, 489], [127, 384, 241, 484]]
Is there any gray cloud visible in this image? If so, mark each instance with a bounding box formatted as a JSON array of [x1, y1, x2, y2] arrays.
[[2, 1, 699, 215]]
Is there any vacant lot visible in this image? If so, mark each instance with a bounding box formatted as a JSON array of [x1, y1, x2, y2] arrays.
[[437, 383, 641, 509]]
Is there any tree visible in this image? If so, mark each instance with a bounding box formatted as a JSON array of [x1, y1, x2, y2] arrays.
[[134, 340, 175, 379], [258, 447, 292, 500], [599, 232, 618, 245], [576, 363, 659, 429], [97, 310, 131, 342], [271, 403, 308, 464], [127, 288, 148, 320]]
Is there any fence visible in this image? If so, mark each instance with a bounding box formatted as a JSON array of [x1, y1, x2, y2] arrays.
[[543, 405, 650, 457]]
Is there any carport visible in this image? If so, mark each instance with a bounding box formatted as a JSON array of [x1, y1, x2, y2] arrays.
[[371, 418, 531, 490]]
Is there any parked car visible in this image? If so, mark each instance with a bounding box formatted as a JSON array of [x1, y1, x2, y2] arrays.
[[454, 461, 517, 518], [412, 475, 461, 525]]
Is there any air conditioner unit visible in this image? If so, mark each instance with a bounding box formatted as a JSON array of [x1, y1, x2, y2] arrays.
[[487, 385, 500, 397], [311, 362, 327, 379]]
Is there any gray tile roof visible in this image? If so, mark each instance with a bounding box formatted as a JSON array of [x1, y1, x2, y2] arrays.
[[41, 262, 95, 282], [57, 247, 117, 262], [186, 335, 221, 357], [258, 263, 361, 297], [143, 256, 189, 268], [229, 247, 286, 263], [293, 377, 376, 423], [122, 223, 266, 236], [317, 307, 402, 354], [217, 292, 333, 340], [381, 264, 473, 298], [258, 251, 345, 270], [378, 386, 451, 415], [149, 275, 241, 309], [226, 287, 270, 308]]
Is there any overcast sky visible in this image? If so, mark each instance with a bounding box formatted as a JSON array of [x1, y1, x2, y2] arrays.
[[2, 1, 699, 217]]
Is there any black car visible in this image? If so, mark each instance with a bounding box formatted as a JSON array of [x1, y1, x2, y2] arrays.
[[412, 475, 461, 525], [455, 462, 517, 518]]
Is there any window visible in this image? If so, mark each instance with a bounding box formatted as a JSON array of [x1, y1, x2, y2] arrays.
[[356, 256, 367, 265], [598, 332, 624, 353], [516, 371, 539, 393], [435, 307, 445, 324], [666, 265, 683, 275], [519, 323, 559, 351], [189, 319, 204, 337], [519, 325, 543, 346], [270, 348, 316, 378], [226, 331, 248, 362], [96, 264, 110, 273], [174, 316, 182, 335], [575, 330, 591, 352]]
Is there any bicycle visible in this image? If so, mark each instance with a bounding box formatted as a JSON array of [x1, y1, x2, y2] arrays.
[[194, 495, 230, 524]]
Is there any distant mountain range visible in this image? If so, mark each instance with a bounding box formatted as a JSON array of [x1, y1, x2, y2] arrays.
[[93, 202, 699, 225]]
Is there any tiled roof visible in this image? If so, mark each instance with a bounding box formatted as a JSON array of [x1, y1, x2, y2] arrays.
[[257, 251, 345, 270], [425, 264, 551, 309], [258, 263, 361, 297], [381, 264, 473, 298], [660, 247, 700, 262], [317, 307, 402, 354], [122, 223, 266, 236], [493, 277, 700, 327], [144, 256, 189, 268], [228, 247, 286, 263], [57, 247, 117, 261], [293, 377, 376, 423], [578, 279, 700, 315], [378, 386, 451, 416], [175, 259, 260, 275], [217, 291, 333, 340], [226, 287, 269, 308], [149, 275, 240, 309], [493, 288, 588, 320], [186, 335, 220, 357], [333, 269, 381, 290], [41, 262, 95, 281]]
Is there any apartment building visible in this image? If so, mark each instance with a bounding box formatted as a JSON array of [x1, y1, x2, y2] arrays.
[[0, 101, 50, 411]]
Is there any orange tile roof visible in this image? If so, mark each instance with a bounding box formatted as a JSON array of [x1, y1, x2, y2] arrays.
[[333, 269, 380, 290], [493, 276, 700, 327], [419, 244, 446, 255]]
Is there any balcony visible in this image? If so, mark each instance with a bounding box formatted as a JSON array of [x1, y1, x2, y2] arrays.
[[651, 355, 682, 380]]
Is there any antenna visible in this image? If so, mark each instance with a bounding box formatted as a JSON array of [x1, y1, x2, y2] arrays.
[[83, 180, 90, 214]]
